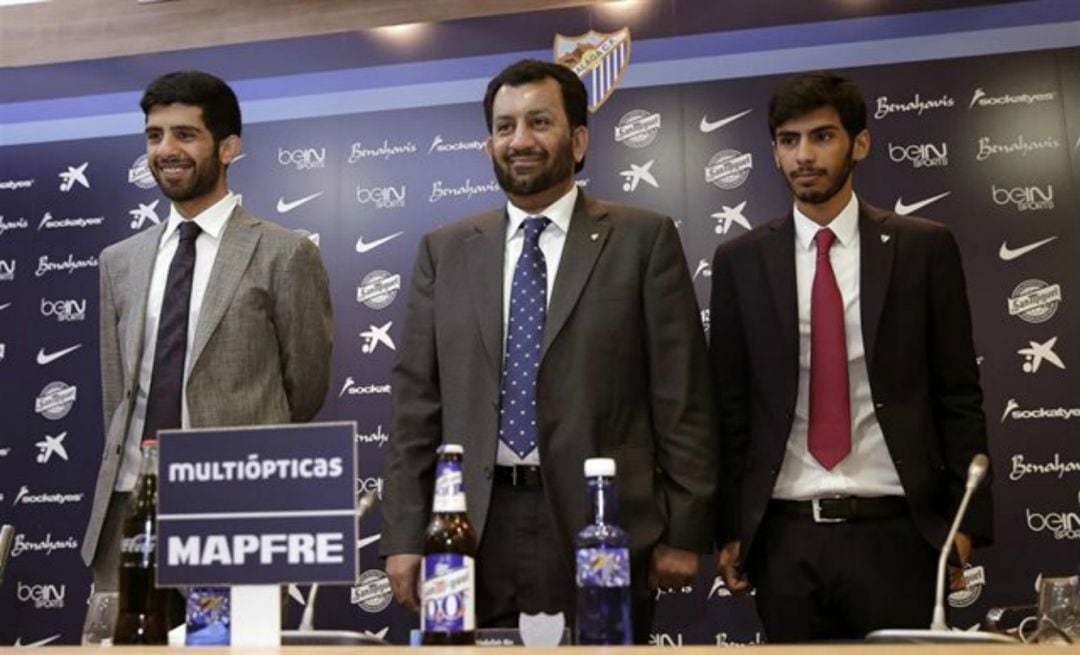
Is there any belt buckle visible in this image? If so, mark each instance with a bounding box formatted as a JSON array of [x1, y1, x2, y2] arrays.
[[812, 498, 846, 524], [510, 466, 522, 486]]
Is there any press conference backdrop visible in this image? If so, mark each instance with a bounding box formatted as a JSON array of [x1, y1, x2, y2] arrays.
[[1, 0, 1078, 646]]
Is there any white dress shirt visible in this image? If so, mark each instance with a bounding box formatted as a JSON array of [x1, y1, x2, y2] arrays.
[[495, 184, 578, 466], [772, 193, 905, 500], [114, 192, 237, 491]]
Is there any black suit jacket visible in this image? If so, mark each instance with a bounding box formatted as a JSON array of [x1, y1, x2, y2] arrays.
[[382, 191, 717, 574], [709, 200, 991, 558]]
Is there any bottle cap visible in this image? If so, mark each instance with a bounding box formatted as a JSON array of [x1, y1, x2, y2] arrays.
[[140, 438, 158, 447], [438, 443, 464, 455], [583, 457, 616, 477]]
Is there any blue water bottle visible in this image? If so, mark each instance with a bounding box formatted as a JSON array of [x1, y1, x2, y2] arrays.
[[575, 457, 632, 644]]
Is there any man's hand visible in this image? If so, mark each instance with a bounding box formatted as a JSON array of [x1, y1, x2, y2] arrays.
[[386, 554, 422, 612], [948, 532, 973, 592], [648, 543, 699, 590], [716, 540, 750, 594]]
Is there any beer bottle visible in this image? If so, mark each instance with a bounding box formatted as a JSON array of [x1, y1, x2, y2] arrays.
[[113, 439, 171, 644], [575, 458, 632, 644], [421, 444, 477, 645]]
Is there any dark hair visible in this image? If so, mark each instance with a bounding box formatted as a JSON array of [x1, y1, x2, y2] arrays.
[[140, 71, 242, 142], [483, 59, 589, 133], [768, 71, 866, 139]]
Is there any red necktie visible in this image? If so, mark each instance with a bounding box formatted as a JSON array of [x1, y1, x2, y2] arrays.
[[808, 228, 851, 470]]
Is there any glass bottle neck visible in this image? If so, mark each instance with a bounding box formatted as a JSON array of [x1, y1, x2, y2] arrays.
[[586, 476, 617, 526]]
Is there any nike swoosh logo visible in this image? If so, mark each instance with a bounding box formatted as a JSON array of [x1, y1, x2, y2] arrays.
[[700, 109, 752, 133], [999, 236, 1057, 261], [276, 191, 323, 214], [355, 231, 403, 254], [36, 344, 82, 365], [894, 191, 951, 215], [14, 634, 61, 647], [0, 302, 11, 311], [358, 533, 381, 550]]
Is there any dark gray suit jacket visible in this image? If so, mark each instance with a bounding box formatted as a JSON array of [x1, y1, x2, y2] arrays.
[[82, 206, 333, 566], [710, 201, 992, 559], [382, 191, 717, 572]]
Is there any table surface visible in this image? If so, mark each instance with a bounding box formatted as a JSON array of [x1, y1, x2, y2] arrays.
[[6, 646, 1079, 654]]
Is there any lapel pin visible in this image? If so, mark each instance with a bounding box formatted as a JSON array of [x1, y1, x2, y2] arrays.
[[881, 234, 891, 243], [590, 233, 600, 241]]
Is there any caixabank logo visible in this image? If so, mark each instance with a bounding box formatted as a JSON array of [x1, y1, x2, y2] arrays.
[[1025, 492, 1080, 541]]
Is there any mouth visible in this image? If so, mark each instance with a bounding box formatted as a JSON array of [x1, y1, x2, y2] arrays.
[[155, 160, 194, 181], [791, 169, 824, 184]]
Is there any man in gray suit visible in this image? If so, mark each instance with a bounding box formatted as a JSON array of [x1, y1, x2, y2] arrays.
[[382, 59, 716, 642], [82, 71, 333, 591]]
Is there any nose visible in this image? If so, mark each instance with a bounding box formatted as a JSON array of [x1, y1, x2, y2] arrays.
[[155, 133, 181, 157], [509, 123, 536, 151], [794, 137, 814, 164]]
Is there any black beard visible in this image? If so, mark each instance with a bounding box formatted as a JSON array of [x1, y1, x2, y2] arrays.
[[492, 143, 575, 198], [787, 144, 855, 206], [151, 151, 222, 203]]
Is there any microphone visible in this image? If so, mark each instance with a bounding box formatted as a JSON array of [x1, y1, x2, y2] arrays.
[[297, 490, 378, 631], [0, 524, 14, 588], [931, 453, 988, 631], [867, 454, 1014, 643]]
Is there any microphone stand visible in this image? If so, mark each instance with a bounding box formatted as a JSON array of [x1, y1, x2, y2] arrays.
[[866, 454, 1014, 644]]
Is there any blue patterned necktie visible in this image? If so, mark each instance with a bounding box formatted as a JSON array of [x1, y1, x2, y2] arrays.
[[144, 220, 200, 440], [498, 216, 550, 458]]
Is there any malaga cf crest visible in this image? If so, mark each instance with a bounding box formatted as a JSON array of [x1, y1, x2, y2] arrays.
[[554, 28, 631, 113]]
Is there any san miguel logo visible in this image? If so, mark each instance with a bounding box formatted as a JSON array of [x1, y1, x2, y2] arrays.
[[554, 28, 631, 113]]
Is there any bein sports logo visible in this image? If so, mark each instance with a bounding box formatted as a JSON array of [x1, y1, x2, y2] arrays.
[[991, 184, 1054, 212], [1026, 492, 1080, 541], [17, 581, 65, 609], [356, 185, 406, 210], [41, 297, 87, 322], [888, 142, 948, 168], [279, 147, 326, 170]]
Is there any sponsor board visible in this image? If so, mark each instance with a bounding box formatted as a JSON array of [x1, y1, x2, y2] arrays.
[[1000, 398, 1080, 422], [348, 140, 417, 162], [968, 87, 1056, 109], [429, 178, 501, 203], [279, 147, 326, 170], [357, 270, 401, 309], [1007, 279, 1061, 323], [35, 382, 77, 420], [338, 377, 392, 398], [888, 142, 948, 168], [1009, 453, 1080, 481], [351, 569, 393, 612], [705, 150, 752, 189], [356, 425, 390, 448], [35, 253, 99, 277], [874, 93, 955, 119], [614, 110, 661, 148]]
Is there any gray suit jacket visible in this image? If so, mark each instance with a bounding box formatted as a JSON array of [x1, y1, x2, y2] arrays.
[[82, 206, 333, 566], [381, 192, 717, 573]]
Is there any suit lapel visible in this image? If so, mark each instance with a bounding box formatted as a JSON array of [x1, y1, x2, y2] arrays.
[[859, 202, 894, 369], [189, 206, 260, 369], [124, 224, 167, 385], [541, 192, 610, 361], [761, 214, 798, 370], [465, 209, 507, 377]]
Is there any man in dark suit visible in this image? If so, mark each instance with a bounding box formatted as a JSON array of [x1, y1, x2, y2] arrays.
[[382, 59, 716, 642], [83, 71, 332, 592], [710, 71, 991, 642]]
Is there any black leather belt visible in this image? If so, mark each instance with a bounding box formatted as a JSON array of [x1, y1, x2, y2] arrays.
[[493, 465, 543, 488], [770, 496, 907, 523]]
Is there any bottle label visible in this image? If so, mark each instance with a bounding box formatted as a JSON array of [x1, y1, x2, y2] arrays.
[[576, 547, 630, 588], [421, 553, 475, 632], [432, 460, 466, 513], [120, 533, 156, 555]]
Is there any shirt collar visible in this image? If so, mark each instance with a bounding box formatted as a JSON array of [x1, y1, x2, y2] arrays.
[[793, 192, 859, 252], [162, 191, 238, 248], [505, 184, 578, 242]]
